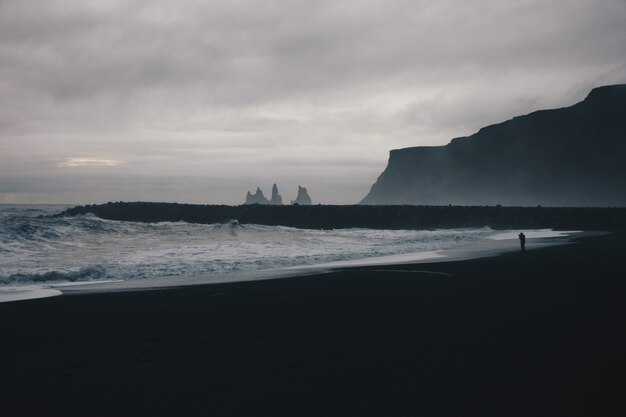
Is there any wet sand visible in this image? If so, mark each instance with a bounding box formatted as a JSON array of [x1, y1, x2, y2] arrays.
[[1, 232, 625, 416]]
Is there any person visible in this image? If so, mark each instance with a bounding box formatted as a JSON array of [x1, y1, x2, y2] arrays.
[[518, 232, 526, 252]]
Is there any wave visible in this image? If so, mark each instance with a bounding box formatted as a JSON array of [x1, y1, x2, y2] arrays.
[[0, 265, 107, 285], [1, 205, 508, 288], [0, 209, 244, 245], [0, 215, 132, 247], [0, 217, 60, 241]]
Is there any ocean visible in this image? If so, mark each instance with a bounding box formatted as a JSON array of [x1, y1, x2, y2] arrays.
[[0, 204, 572, 301]]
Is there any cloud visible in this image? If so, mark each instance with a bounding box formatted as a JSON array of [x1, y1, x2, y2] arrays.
[[57, 158, 122, 168], [1, 0, 626, 203]]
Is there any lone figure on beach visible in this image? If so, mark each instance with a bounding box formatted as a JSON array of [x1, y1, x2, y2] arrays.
[[518, 232, 526, 252]]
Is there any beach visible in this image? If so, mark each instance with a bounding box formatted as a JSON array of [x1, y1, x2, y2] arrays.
[[1, 231, 625, 416]]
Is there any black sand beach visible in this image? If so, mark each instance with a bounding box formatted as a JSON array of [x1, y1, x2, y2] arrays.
[[1, 232, 625, 416]]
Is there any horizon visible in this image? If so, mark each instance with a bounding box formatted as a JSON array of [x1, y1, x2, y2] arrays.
[[2, 0, 626, 205]]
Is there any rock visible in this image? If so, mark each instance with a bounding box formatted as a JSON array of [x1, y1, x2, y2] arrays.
[[245, 184, 283, 205], [291, 186, 312, 205], [245, 187, 270, 205], [360, 84, 626, 206], [270, 183, 283, 205]]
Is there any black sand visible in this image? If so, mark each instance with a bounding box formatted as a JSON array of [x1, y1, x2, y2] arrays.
[[1, 232, 625, 416]]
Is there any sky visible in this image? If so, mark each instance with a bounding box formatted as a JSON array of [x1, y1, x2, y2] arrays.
[[1, 0, 626, 205]]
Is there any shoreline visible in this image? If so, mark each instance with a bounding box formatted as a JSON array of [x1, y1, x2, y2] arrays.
[[1, 229, 587, 302], [1, 230, 625, 416]]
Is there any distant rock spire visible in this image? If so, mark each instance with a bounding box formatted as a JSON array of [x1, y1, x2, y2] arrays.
[[245, 187, 270, 205], [270, 183, 283, 205], [244, 184, 284, 205], [291, 186, 312, 205]]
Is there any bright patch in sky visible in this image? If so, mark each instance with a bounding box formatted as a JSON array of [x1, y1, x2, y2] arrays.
[[59, 158, 121, 168]]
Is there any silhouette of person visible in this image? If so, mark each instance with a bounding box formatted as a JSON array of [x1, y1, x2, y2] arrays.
[[518, 232, 526, 252]]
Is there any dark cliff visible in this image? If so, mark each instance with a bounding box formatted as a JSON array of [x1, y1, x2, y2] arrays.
[[361, 84, 626, 206]]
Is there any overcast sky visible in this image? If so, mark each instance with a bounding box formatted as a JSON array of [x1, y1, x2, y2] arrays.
[[1, 0, 626, 204]]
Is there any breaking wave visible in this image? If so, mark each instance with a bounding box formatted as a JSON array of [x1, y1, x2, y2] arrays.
[[1, 204, 500, 288], [1, 265, 107, 285]]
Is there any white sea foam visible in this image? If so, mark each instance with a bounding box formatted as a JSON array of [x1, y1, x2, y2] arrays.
[[0, 204, 577, 301], [0, 285, 62, 303], [489, 229, 581, 240]]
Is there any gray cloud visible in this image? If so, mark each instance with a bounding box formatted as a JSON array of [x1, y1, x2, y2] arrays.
[[2, 0, 626, 204]]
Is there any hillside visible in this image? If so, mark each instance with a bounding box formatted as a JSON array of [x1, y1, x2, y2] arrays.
[[361, 84, 626, 206]]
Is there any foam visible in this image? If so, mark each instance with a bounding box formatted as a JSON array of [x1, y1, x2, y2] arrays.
[[0, 285, 62, 303], [1, 265, 107, 285], [0, 203, 588, 302], [55, 230, 589, 296], [489, 229, 582, 240]]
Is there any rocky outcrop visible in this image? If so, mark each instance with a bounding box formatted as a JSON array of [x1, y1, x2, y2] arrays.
[[291, 186, 312, 205], [61, 202, 626, 231], [245, 184, 283, 205], [245, 187, 270, 205], [270, 184, 283, 205], [361, 84, 626, 207]]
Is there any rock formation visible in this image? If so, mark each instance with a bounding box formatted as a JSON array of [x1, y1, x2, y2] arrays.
[[291, 186, 312, 205], [270, 183, 283, 205], [245, 187, 270, 205], [62, 202, 626, 231], [360, 84, 626, 207], [245, 184, 283, 205]]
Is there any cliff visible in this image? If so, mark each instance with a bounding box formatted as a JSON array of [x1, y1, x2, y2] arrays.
[[360, 84, 626, 206]]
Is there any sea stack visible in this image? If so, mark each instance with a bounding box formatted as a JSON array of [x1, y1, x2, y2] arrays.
[[245, 184, 283, 205], [245, 187, 270, 205], [291, 186, 312, 205], [270, 183, 283, 205]]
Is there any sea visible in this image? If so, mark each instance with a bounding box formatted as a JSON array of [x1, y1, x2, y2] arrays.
[[0, 204, 575, 302]]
